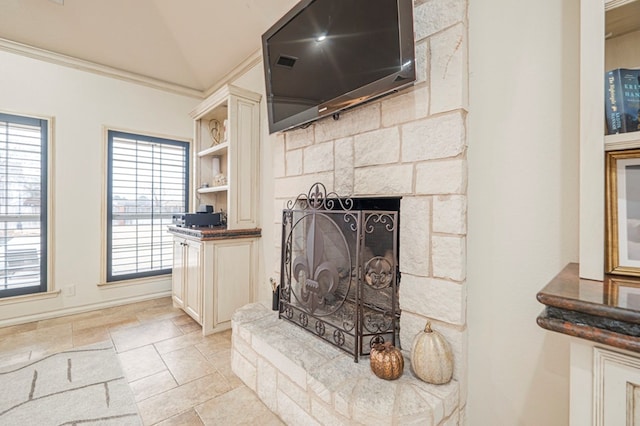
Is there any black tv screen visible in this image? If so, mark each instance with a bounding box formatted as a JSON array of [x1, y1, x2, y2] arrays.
[[262, 0, 416, 134]]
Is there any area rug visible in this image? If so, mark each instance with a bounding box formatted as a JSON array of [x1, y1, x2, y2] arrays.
[[0, 342, 142, 425]]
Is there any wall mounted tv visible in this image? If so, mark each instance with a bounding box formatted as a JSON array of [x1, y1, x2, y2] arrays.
[[261, 0, 416, 134]]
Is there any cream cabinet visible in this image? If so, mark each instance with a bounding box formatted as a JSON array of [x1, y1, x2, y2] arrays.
[[172, 236, 203, 324], [171, 232, 259, 335], [170, 84, 261, 335], [190, 85, 261, 230], [200, 237, 258, 333], [172, 238, 185, 308], [571, 341, 640, 426], [594, 347, 640, 425]]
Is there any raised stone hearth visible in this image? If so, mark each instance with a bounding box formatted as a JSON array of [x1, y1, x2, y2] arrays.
[[231, 303, 460, 425]]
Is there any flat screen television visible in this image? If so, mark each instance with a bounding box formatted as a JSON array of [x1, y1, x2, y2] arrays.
[[261, 0, 416, 134]]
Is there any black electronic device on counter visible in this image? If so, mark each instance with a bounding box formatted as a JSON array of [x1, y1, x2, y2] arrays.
[[172, 212, 224, 228]]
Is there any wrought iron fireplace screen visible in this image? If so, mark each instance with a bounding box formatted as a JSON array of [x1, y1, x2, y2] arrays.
[[279, 183, 400, 362]]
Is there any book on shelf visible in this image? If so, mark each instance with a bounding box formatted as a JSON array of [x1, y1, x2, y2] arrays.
[[605, 68, 640, 135]]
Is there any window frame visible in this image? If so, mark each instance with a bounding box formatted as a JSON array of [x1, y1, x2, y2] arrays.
[[106, 129, 190, 283], [0, 112, 49, 298]]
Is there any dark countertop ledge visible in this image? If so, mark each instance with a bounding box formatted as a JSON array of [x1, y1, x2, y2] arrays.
[[537, 263, 640, 353], [168, 225, 261, 241]]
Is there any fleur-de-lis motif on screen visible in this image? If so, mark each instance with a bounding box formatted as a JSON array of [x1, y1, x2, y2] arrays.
[[292, 212, 339, 314]]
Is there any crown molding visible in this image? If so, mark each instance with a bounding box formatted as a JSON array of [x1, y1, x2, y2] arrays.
[[202, 48, 263, 98], [0, 37, 204, 99]]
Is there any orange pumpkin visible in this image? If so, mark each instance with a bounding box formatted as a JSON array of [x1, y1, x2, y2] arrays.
[[370, 341, 404, 380]]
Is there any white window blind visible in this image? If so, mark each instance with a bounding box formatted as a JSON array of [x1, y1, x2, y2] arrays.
[[107, 131, 189, 281], [0, 113, 47, 298]]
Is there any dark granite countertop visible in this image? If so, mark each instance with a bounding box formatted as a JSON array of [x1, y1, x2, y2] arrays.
[[537, 263, 640, 353], [167, 225, 261, 241]]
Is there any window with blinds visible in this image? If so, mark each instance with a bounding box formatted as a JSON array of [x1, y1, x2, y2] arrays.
[[107, 130, 189, 282], [0, 113, 48, 298]]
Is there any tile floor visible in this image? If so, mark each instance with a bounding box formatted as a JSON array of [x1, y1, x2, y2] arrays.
[[0, 297, 284, 425]]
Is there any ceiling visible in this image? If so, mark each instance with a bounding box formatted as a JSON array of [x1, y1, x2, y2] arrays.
[[0, 0, 299, 94]]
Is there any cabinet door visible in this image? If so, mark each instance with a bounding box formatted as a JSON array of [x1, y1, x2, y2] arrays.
[[594, 347, 640, 425], [172, 238, 185, 308], [184, 239, 203, 324], [213, 240, 254, 325]]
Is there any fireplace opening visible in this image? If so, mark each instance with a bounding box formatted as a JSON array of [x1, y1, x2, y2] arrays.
[[279, 183, 401, 362]]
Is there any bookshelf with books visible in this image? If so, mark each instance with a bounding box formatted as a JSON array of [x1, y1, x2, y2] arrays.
[[604, 0, 640, 150]]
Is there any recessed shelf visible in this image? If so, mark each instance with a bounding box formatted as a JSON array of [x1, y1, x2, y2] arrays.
[[605, 132, 640, 150], [198, 142, 228, 157], [606, 0, 640, 39], [197, 185, 229, 194]]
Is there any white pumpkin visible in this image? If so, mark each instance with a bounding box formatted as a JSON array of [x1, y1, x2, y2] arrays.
[[410, 321, 453, 384]]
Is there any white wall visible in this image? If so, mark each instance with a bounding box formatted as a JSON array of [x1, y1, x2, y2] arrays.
[[0, 50, 199, 324], [467, 0, 580, 424]]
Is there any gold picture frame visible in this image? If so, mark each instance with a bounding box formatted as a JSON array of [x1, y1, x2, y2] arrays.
[[606, 148, 640, 276]]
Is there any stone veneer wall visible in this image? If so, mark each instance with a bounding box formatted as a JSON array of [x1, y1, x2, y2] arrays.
[[269, 0, 468, 421]]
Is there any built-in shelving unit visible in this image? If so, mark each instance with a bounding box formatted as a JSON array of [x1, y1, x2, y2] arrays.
[[564, 2, 640, 424], [169, 84, 263, 335], [604, 0, 640, 150], [581, 0, 640, 280], [190, 84, 261, 230]]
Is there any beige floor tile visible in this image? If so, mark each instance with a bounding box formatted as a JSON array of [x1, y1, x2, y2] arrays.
[[154, 331, 205, 355], [161, 346, 216, 385], [136, 304, 185, 324], [111, 319, 183, 353], [154, 409, 204, 426], [36, 310, 103, 329], [136, 373, 231, 425], [102, 298, 168, 316], [202, 349, 243, 390], [2, 323, 72, 354], [194, 332, 231, 357], [195, 386, 284, 426], [171, 314, 199, 327], [72, 325, 111, 347], [72, 312, 139, 332], [130, 370, 178, 402], [178, 322, 202, 335], [118, 345, 167, 382], [0, 321, 38, 338]]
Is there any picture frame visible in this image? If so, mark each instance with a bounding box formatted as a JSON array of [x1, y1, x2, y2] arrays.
[[606, 148, 640, 276]]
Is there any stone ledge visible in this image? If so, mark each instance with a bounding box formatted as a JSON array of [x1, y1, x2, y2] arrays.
[[231, 303, 460, 425]]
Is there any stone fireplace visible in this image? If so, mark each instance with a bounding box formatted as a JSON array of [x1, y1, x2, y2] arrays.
[[232, 0, 468, 424]]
